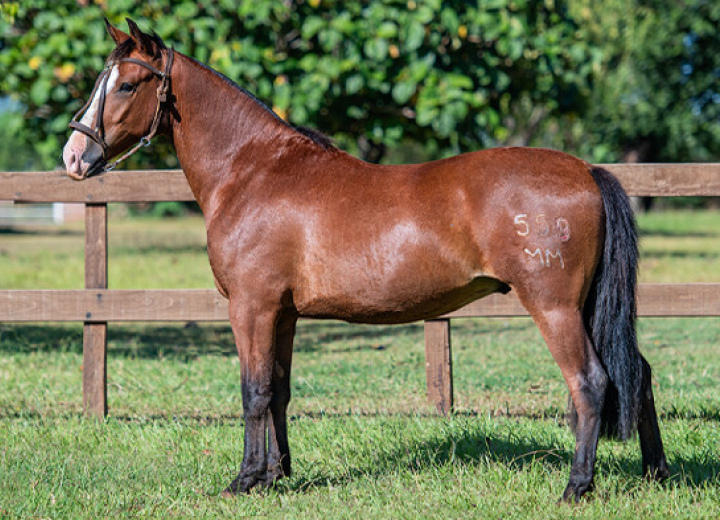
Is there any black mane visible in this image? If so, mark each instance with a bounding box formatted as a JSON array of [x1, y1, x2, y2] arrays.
[[294, 126, 335, 150]]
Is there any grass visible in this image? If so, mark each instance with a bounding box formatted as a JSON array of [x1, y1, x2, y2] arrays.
[[637, 210, 720, 283], [0, 215, 212, 289], [0, 210, 719, 517]]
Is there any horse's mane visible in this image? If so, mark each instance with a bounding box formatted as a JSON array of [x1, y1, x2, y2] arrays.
[[190, 56, 337, 152], [191, 58, 337, 152], [294, 126, 335, 150]]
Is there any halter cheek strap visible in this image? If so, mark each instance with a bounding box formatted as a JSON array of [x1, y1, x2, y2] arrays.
[[68, 68, 112, 156], [68, 48, 174, 175]]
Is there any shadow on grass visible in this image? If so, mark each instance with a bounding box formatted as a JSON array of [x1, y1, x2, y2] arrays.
[[109, 243, 208, 255], [639, 229, 719, 239], [2, 405, 717, 493], [0, 319, 538, 360], [283, 415, 720, 494], [662, 406, 720, 422], [282, 416, 720, 495], [0, 322, 425, 359], [286, 423, 569, 494], [0, 227, 84, 236], [0, 323, 235, 359], [641, 250, 720, 260], [295, 319, 536, 353]]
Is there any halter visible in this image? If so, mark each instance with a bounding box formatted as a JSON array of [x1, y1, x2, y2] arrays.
[[68, 48, 174, 175]]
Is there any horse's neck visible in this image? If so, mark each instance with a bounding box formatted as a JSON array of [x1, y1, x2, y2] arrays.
[[169, 53, 293, 211]]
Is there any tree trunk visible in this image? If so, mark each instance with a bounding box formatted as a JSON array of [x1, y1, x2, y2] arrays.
[[622, 139, 656, 212]]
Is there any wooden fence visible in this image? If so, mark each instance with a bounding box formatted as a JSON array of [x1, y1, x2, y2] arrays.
[[2, 165, 720, 418]]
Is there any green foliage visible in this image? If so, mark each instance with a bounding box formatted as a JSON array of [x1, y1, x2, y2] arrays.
[[0, 108, 46, 170], [148, 201, 189, 218], [4, 2, 717, 167], [568, 0, 720, 162], [1, 0, 595, 166]]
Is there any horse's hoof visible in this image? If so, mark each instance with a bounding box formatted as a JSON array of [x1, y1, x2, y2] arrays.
[[644, 462, 670, 483], [561, 479, 594, 503], [263, 463, 289, 488], [220, 478, 244, 497], [220, 488, 238, 498], [222, 472, 267, 496]]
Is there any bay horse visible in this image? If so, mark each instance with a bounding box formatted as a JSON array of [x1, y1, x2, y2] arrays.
[[63, 19, 669, 501]]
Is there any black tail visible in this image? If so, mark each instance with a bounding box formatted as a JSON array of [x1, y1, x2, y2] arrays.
[[582, 166, 642, 440]]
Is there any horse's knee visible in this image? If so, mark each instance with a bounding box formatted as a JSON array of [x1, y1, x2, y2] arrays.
[[587, 358, 608, 401], [572, 358, 608, 416], [242, 384, 272, 418]]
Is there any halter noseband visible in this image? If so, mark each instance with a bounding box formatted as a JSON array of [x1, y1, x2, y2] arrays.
[[68, 48, 174, 175]]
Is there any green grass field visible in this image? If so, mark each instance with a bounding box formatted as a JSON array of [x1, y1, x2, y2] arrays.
[[0, 211, 718, 518]]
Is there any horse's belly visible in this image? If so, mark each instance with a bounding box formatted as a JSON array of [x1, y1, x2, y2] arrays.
[[293, 214, 503, 323], [295, 274, 507, 325]]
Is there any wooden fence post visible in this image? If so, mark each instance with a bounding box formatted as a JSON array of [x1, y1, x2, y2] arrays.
[[424, 319, 453, 415], [83, 203, 108, 418]]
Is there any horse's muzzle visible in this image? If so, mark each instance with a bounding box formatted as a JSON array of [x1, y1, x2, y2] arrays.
[[63, 137, 106, 180]]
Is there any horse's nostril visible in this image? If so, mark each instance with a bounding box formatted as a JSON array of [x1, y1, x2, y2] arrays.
[[63, 147, 82, 174]]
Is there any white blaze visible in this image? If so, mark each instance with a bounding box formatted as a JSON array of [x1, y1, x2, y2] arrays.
[[78, 65, 120, 128], [63, 65, 119, 176]]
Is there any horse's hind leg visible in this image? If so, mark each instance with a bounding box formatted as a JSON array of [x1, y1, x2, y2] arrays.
[[638, 355, 669, 481], [524, 302, 608, 501], [265, 312, 297, 486]]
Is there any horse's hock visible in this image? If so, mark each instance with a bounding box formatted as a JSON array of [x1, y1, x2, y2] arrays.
[[1, 165, 720, 417]]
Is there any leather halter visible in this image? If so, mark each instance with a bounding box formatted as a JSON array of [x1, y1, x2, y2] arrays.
[[68, 48, 174, 175]]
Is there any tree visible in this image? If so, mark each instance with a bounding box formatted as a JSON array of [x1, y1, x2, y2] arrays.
[[1, 0, 596, 167], [567, 0, 720, 164]]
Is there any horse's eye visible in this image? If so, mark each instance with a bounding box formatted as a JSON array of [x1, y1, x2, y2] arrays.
[[118, 82, 135, 93]]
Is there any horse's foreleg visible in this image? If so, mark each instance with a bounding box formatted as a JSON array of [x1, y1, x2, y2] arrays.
[[529, 305, 607, 502], [224, 301, 279, 495], [265, 313, 297, 486], [638, 355, 670, 481]]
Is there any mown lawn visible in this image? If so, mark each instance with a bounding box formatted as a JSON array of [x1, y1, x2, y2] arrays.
[[0, 211, 718, 518]]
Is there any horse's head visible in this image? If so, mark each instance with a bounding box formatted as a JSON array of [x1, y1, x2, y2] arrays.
[[62, 18, 173, 180]]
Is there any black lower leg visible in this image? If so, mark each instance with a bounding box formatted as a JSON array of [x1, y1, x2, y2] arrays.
[[638, 356, 669, 481], [563, 361, 608, 502], [226, 379, 272, 494], [266, 398, 291, 484], [265, 315, 295, 486]]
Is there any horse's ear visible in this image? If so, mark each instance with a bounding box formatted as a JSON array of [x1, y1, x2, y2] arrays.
[[126, 18, 155, 56], [105, 18, 129, 45]]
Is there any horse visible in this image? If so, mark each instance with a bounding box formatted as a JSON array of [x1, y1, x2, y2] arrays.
[[62, 19, 669, 501]]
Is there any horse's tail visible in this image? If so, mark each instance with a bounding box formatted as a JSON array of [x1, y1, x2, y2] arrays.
[[578, 166, 642, 440]]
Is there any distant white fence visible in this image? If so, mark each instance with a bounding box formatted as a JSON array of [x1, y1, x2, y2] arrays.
[[0, 201, 84, 226]]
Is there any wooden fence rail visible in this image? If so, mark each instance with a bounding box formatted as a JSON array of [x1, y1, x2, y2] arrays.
[[2, 164, 720, 417]]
